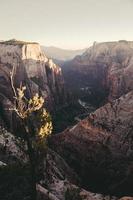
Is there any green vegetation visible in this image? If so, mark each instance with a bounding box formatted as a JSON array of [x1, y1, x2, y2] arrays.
[[118, 40, 128, 43], [52, 102, 87, 133], [8, 67, 53, 200], [0, 39, 38, 46]]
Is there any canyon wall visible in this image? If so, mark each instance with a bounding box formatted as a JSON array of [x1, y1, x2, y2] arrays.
[[62, 41, 133, 104], [0, 40, 65, 131], [50, 91, 133, 196]]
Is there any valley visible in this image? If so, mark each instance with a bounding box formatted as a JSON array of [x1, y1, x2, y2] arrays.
[[0, 39, 133, 200], [1, 0, 133, 199]]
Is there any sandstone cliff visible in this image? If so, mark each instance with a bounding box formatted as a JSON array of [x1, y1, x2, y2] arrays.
[[0, 39, 65, 131], [49, 91, 133, 196], [62, 41, 133, 104]]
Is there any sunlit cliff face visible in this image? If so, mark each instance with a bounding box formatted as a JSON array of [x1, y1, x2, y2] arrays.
[[0, 40, 65, 111]]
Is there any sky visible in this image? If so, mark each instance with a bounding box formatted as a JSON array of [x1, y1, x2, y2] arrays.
[[0, 0, 133, 49]]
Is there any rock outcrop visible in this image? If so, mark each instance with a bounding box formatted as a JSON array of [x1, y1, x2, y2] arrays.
[[0, 39, 65, 131], [62, 41, 133, 105], [0, 126, 118, 200], [0, 126, 27, 164], [49, 91, 133, 196]]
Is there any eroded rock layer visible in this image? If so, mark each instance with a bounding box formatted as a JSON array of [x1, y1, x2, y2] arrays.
[[49, 91, 133, 196], [62, 41, 133, 104], [0, 40, 65, 131]]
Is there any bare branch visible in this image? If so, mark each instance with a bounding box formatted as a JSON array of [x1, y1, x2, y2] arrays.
[[10, 65, 17, 99]]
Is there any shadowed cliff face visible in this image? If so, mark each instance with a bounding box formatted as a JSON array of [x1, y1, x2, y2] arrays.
[[49, 91, 133, 196], [0, 40, 65, 132], [0, 126, 120, 200], [62, 41, 133, 105]]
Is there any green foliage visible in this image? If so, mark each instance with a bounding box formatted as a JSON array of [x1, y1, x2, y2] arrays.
[[52, 102, 91, 133], [10, 75, 53, 139], [9, 69, 53, 200], [0, 39, 38, 46], [118, 40, 128, 43]]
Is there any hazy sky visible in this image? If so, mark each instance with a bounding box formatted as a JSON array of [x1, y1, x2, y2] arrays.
[[0, 0, 133, 49]]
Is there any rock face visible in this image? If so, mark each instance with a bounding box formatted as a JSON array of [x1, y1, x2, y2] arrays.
[[62, 41, 133, 105], [0, 39, 65, 131], [0, 126, 118, 200], [49, 91, 133, 196], [0, 126, 27, 164]]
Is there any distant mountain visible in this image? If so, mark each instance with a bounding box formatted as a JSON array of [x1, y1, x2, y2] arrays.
[[42, 46, 86, 62]]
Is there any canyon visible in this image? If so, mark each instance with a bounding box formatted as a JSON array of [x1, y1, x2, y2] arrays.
[[62, 40, 133, 106], [42, 46, 86, 64], [0, 39, 133, 200], [48, 40, 133, 197], [50, 90, 133, 196]]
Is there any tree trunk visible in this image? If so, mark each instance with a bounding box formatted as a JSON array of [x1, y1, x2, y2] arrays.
[[26, 136, 37, 200], [23, 119, 37, 200]]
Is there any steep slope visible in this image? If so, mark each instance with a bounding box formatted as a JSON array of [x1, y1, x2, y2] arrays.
[[49, 91, 133, 196], [0, 126, 119, 200], [0, 39, 65, 132], [62, 41, 133, 105]]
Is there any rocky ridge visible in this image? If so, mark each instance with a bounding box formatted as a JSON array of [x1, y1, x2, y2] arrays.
[[62, 41, 133, 104], [49, 90, 133, 196], [0, 126, 119, 200]]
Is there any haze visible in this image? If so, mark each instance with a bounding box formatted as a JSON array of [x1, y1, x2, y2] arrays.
[[0, 0, 133, 49]]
